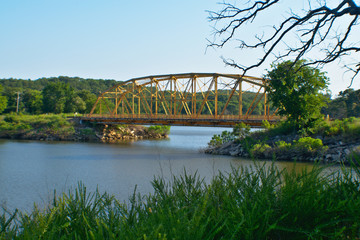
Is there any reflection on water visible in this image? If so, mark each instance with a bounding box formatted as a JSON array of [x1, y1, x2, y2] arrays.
[[0, 126, 338, 212]]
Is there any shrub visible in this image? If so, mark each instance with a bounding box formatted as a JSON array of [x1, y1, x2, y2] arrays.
[[208, 131, 235, 147], [275, 140, 291, 148], [266, 120, 297, 136], [251, 143, 271, 157], [148, 125, 171, 135], [319, 117, 360, 137], [232, 123, 251, 139], [208, 134, 223, 147], [293, 137, 327, 152], [3, 115, 18, 123], [262, 120, 273, 129]]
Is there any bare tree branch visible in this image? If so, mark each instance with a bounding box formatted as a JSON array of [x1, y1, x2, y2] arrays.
[[208, 0, 360, 84]]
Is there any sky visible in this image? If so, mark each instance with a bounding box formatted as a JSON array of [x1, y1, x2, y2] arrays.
[[0, 0, 359, 97]]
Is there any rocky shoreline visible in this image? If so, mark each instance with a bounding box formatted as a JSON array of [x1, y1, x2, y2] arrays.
[[0, 119, 168, 143], [205, 134, 360, 165], [98, 124, 168, 143]]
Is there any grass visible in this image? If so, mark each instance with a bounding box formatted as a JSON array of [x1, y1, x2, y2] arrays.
[[0, 114, 72, 131], [0, 113, 76, 137], [1, 161, 359, 239], [263, 117, 360, 138]]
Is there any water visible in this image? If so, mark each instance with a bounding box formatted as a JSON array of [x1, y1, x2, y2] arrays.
[[0, 126, 331, 212]]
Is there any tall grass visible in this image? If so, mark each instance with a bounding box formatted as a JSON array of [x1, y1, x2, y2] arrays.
[[0, 113, 75, 137], [1, 162, 360, 239]]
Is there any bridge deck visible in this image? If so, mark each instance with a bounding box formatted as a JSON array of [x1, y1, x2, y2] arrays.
[[81, 114, 280, 127]]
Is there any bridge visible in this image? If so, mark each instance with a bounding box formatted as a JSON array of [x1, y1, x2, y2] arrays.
[[81, 73, 280, 127]]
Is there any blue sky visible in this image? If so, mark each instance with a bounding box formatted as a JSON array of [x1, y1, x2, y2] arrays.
[[0, 0, 359, 96]]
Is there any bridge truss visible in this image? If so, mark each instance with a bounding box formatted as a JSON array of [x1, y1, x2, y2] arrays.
[[83, 73, 279, 127]]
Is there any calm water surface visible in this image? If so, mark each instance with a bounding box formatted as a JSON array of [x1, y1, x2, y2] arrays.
[[0, 126, 334, 212]]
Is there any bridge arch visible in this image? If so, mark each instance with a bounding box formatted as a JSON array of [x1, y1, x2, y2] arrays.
[[84, 73, 279, 127]]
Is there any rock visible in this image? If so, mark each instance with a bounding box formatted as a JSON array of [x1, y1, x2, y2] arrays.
[[332, 153, 342, 163], [221, 141, 234, 150], [229, 149, 240, 156], [325, 154, 332, 160], [344, 148, 351, 156]]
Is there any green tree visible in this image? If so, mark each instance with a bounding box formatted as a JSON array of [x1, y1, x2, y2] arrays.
[[22, 89, 43, 114], [339, 88, 360, 117], [323, 97, 347, 119], [0, 84, 7, 113], [42, 82, 67, 113], [77, 90, 97, 113], [265, 60, 329, 128]]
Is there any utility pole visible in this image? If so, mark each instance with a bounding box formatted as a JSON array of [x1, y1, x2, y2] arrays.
[[16, 92, 20, 113]]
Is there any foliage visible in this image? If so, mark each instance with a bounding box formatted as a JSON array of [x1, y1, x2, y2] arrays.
[[0, 84, 7, 113], [261, 120, 273, 130], [264, 117, 360, 138], [305, 117, 360, 138], [0, 77, 107, 114], [42, 82, 83, 114], [22, 89, 43, 114], [208, 130, 235, 148], [293, 137, 327, 152], [250, 143, 271, 157], [232, 122, 251, 139], [323, 88, 360, 119], [208, 134, 222, 147], [275, 140, 291, 149], [209, 123, 251, 148], [148, 125, 171, 135], [339, 89, 360, 117], [265, 60, 329, 129], [262, 120, 298, 137], [0, 77, 275, 116], [0, 114, 73, 134], [1, 163, 360, 239]]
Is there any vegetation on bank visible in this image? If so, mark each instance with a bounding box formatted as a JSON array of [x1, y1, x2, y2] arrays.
[[208, 118, 360, 162], [1, 162, 359, 239], [0, 114, 76, 138], [206, 60, 360, 163], [0, 114, 171, 141], [148, 125, 171, 135]]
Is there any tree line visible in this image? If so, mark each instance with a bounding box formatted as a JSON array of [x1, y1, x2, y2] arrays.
[[0, 76, 116, 114], [0, 76, 358, 118], [0, 76, 268, 116]]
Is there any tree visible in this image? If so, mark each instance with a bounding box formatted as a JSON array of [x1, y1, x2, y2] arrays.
[[322, 96, 347, 119], [265, 60, 329, 127], [42, 82, 80, 114], [22, 89, 43, 114], [42, 82, 67, 113], [339, 88, 360, 117], [77, 90, 97, 113], [0, 84, 7, 113], [209, 1, 360, 84]]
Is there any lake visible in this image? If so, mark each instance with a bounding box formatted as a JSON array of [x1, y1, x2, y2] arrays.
[[0, 126, 332, 212]]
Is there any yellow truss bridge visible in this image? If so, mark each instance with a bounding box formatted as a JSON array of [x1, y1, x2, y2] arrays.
[[82, 73, 280, 127]]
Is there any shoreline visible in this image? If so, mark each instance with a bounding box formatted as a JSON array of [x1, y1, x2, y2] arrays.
[[205, 133, 360, 165], [0, 116, 169, 143]]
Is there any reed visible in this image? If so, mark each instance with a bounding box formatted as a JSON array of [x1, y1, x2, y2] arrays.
[[1, 161, 359, 239]]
